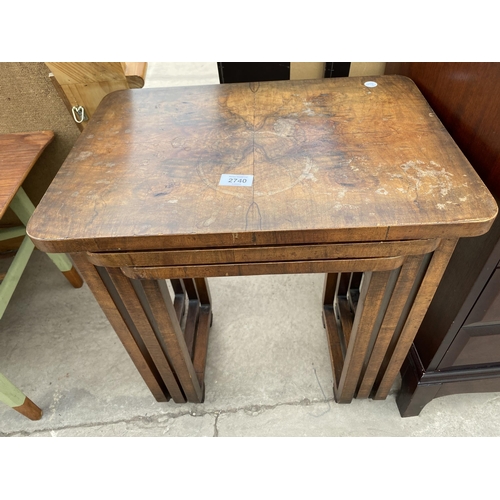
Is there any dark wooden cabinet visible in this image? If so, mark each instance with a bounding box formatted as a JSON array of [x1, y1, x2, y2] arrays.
[[440, 268, 500, 369], [385, 63, 500, 417]]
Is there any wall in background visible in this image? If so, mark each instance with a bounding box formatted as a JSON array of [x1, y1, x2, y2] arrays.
[[291, 62, 386, 80], [349, 62, 386, 77], [290, 63, 325, 80]]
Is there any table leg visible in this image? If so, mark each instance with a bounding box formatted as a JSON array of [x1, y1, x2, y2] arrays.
[[11, 188, 83, 288], [45, 253, 83, 288], [106, 269, 186, 403], [322, 273, 343, 389], [0, 372, 42, 420], [324, 270, 393, 404], [182, 279, 200, 357], [335, 270, 393, 403], [356, 254, 425, 398], [168, 278, 212, 371], [70, 254, 169, 402], [322, 273, 338, 308], [141, 279, 205, 403], [170, 279, 187, 322], [192, 278, 212, 387], [0, 235, 35, 319], [372, 238, 459, 399]]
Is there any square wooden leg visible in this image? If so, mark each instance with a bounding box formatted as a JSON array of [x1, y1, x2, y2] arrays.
[[323, 270, 394, 403], [71, 253, 170, 403], [372, 239, 459, 399], [0, 372, 42, 421]]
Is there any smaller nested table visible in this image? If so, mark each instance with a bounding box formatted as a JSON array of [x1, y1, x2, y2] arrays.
[[27, 77, 497, 407]]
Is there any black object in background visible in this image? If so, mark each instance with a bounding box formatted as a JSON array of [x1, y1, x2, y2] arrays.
[[218, 63, 290, 83], [324, 63, 351, 78]]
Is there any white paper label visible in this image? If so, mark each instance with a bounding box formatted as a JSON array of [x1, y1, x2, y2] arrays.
[[219, 174, 254, 186]]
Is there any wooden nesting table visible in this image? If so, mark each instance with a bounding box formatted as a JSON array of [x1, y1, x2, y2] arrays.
[[27, 76, 497, 406]]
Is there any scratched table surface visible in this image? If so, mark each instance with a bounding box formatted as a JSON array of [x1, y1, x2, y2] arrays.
[[0, 131, 54, 218], [27, 76, 497, 254]]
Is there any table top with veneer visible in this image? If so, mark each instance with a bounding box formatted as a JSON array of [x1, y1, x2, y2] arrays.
[[26, 76, 497, 254]]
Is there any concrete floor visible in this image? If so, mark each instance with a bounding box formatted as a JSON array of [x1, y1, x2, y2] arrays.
[[1, 63, 500, 437]]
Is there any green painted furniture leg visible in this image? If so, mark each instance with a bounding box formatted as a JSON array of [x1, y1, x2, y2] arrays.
[[0, 226, 26, 242], [0, 372, 42, 420], [0, 233, 35, 319], [9, 187, 83, 287], [46, 252, 74, 272]]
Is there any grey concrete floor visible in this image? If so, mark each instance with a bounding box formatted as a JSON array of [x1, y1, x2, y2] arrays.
[[1, 63, 500, 437]]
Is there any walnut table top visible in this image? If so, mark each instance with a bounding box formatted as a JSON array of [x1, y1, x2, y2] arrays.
[[27, 76, 497, 253]]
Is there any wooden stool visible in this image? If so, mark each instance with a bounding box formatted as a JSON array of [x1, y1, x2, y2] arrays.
[[1, 132, 84, 419], [0, 132, 83, 319]]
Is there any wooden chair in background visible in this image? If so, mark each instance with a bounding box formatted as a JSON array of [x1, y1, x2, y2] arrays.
[[0, 131, 83, 317], [0, 131, 84, 420], [46, 62, 148, 130], [0, 63, 147, 420]]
